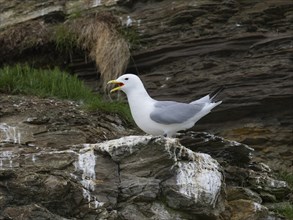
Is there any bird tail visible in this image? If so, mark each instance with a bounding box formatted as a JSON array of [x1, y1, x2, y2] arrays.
[[209, 86, 225, 102], [190, 86, 224, 105]]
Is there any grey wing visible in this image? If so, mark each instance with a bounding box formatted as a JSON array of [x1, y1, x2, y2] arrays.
[[150, 101, 204, 125]]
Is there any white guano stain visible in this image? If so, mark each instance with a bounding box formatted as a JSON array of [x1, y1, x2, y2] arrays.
[[0, 123, 21, 144], [164, 138, 222, 207], [0, 150, 15, 169], [77, 136, 223, 209], [97, 135, 153, 156], [74, 146, 104, 208], [176, 160, 222, 207], [92, 0, 101, 7]]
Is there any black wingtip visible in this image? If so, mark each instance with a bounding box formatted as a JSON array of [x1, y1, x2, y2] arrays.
[[209, 86, 225, 101]]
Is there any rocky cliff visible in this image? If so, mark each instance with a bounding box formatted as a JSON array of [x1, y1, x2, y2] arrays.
[[127, 0, 293, 173], [0, 95, 290, 219], [0, 0, 292, 172], [0, 0, 292, 219]]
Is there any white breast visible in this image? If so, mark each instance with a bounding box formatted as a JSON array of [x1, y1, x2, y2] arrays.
[[127, 93, 163, 135]]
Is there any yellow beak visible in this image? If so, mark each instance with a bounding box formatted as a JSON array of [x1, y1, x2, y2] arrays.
[[107, 80, 124, 93]]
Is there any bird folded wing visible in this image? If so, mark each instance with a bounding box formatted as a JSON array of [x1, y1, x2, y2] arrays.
[[150, 101, 204, 125]]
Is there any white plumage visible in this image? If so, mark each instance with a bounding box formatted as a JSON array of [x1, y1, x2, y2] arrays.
[[108, 74, 223, 137]]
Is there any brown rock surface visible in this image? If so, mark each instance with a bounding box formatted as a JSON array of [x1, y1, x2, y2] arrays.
[[229, 199, 269, 220], [0, 95, 130, 146], [123, 0, 293, 172], [0, 1, 292, 218], [0, 95, 290, 219], [0, 1, 292, 171]]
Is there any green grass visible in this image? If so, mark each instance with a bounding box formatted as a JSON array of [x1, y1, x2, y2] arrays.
[[278, 171, 293, 189], [273, 202, 293, 220], [274, 171, 293, 219], [54, 24, 78, 54], [119, 27, 141, 50], [0, 65, 132, 121]]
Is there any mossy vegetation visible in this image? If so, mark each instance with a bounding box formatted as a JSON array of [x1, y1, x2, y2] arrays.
[[67, 8, 83, 20], [0, 12, 131, 90], [0, 65, 132, 121], [0, 11, 133, 120], [277, 171, 293, 189], [273, 171, 293, 219], [273, 202, 293, 220], [119, 27, 141, 50], [54, 24, 78, 54]]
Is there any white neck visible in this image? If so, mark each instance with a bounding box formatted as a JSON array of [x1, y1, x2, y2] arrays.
[[126, 85, 154, 106], [124, 84, 154, 127]]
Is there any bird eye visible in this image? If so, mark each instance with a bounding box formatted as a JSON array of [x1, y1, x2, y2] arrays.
[[124, 78, 129, 80]]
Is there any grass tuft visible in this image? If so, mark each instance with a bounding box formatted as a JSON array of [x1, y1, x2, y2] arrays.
[[54, 24, 78, 54], [0, 65, 132, 121], [0, 13, 131, 90], [73, 13, 130, 91], [119, 26, 141, 50]]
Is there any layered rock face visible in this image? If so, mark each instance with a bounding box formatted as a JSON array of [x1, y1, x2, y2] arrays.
[[0, 95, 290, 219], [0, 130, 287, 220], [0, 128, 226, 219], [125, 0, 293, 171], [0, 0, 292, 218], [0, 0, 292, 171]]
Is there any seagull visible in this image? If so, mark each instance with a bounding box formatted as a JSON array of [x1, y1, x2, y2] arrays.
[[108, 74, 223, 137]]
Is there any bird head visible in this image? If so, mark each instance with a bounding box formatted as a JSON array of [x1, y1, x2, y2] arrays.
[[107, 74, 142, 94]]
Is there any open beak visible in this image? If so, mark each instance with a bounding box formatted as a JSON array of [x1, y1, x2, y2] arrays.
[[107, 80, 124, 93]]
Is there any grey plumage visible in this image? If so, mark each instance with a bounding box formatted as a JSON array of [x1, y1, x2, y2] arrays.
[[150, 101, 204, 125]]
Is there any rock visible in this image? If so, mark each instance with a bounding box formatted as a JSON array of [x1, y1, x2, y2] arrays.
[[227, 186, 262, 204], [126, 0, 293, 174], [1, 96, 290, 219], [0, 0, 292, 174], [0, 95, 130, 146], [228, 199, 269, 220], [265, 201, 292, 212], [95, 136, 225, 218], [179, 131, 254, 167], [0, 123, 21, 144], [179, 131, 291, 206], [248, 170, 290, 200], [0, 135, 225, 219], [0, 0, 292, 218], [259, 192, 277, 203], [24, 116, 50, 125], [0, 0, 119, 29], [1, 94, 291, 219], [2, 204, 69, 220]]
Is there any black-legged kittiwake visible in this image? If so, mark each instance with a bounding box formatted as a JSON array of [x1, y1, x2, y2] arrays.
[[108, 74, 223, 137]]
